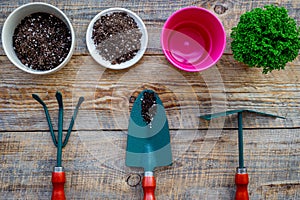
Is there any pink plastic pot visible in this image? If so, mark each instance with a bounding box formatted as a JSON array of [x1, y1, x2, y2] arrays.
[[161, 7, 226, 72]]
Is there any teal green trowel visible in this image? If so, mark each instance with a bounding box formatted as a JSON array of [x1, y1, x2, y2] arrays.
[[200, 109, 285, 200], [126, 90, 172, 200]]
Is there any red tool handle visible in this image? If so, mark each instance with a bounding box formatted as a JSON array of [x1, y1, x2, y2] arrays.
[[235, 173, 249, 200], [52, 171, 66, 200], [142, 175, 156, 200]]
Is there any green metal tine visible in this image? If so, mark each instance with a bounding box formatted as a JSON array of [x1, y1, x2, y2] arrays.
[[32, 93, 58, 147], [62, 96, 84, 147]]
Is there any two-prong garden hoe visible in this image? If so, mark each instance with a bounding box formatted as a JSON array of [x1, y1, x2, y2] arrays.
[[200, 109, 285, 200]]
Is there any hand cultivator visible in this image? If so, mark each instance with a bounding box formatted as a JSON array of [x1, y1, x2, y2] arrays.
[[33, 91, 84, 200]]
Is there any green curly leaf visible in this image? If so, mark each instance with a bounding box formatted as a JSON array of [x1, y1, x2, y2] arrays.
[[231, 5, 300, 74]]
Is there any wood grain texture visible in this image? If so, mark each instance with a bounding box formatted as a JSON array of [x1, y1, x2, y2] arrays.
[[0, 55, 298, 131], [0, 0, 299, 55], [0, 129, 299, 199], [1, 1, 300, 199]]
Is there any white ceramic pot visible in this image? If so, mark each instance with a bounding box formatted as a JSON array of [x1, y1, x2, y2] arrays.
[[86, 7, 148, 70], [2, 2, 75, 75]]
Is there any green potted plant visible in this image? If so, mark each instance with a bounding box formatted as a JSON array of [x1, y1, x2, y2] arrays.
[[231, 5, 300, 74]]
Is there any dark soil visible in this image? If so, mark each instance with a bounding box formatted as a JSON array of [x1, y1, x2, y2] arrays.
[[92, 12, 142, 65], [141, 91, 157, 124], [13, 12, 72, 71]]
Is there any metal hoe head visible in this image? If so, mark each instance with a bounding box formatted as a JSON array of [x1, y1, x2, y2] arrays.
[[200, 109, 285, 168]]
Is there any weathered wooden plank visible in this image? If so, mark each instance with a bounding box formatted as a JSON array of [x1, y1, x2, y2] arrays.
[[1, 1, 299, 200], [0, 0, 299, 55], [0, 55, 299, 131], [0, 129, 299, 199]]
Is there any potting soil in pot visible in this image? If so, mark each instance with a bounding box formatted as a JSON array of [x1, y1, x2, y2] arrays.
[[13, 12, 72, 71], [92, 12, 142, 65]]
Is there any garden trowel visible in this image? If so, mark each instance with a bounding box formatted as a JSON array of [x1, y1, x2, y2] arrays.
[[126, 90, 172, 200]]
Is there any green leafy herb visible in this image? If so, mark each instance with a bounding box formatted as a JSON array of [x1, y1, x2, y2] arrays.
[[231, 5, 300, 74]]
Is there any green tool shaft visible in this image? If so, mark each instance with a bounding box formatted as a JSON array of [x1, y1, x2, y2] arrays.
[[237, 112, 244, 168], [56, 93, 63, 167]]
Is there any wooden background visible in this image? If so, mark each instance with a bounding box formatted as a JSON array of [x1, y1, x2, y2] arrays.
[[0, 0, 299, 199]]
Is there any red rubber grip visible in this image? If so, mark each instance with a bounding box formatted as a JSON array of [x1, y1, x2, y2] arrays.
[[142, 176, 156, 200], [235, 173, 249, 200], [52, 171, 66, 200]]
